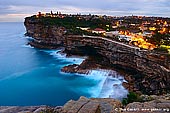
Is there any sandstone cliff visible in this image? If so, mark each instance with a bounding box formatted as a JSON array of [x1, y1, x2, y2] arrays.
[[24, 17, 170, 95]]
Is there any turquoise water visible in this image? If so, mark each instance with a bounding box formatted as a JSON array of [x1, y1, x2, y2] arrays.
[[0, 22, 128, 106]]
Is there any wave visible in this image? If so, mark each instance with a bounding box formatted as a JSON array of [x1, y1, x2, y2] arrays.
[[83, 70, 108, 97], [72, 69, 128, 100], [18, 32, 25, 38], [21, 44, 34, 48], [24, 36, 34, 40], [31, 49, 128, 100], [41, 49, 86, 65]]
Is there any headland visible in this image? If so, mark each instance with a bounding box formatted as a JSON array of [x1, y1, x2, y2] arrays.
[[15, 12, 170, 112], [24, 12, 170, 95]]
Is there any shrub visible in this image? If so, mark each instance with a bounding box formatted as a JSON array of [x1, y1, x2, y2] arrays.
[[122, 92, 141, 106], [154, 47, 168, 53]]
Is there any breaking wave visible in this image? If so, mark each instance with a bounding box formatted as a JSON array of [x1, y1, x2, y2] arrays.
[[27, 48, 128, 100]]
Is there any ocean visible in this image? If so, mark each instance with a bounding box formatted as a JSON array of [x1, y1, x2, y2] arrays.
[[0, 22, 128, 106]]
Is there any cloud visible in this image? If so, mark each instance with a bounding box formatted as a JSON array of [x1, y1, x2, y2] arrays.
[[0, 0, 170, 22]]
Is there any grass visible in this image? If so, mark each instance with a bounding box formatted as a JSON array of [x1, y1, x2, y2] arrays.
[[160, 45, 170, 54]]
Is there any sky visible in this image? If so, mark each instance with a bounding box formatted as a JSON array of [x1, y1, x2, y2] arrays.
[[0, 0, 170, 22]]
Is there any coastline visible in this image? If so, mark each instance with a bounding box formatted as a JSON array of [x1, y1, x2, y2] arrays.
[[43, 48, 129, 99], [40, 47, 141, 97], [15, 16, 170, 112], [26, 32, 170, 95], [27, 41, 150, 95]]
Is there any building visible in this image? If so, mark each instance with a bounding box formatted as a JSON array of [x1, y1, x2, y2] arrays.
[[142, 32, 152, 37], [149, 27, 156, 31], [92, 28, 106, 34], [118, 35, 132, 41], [105, 31, 119, 37], [78, 27, 90, 31]]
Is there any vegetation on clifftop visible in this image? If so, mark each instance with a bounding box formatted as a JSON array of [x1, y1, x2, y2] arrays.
[[37, 16, 111, 30], [122, 92, 141, 106], [26, 15, 114, 36]]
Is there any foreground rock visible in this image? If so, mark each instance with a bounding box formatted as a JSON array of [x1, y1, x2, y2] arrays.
[[122, 94, 170, 113], [0, 106, 56, 113], [0, 97, 121, 113], [123, 99, 170, 113], [60, 96, 122, 113], [1, 95, 169, 113]]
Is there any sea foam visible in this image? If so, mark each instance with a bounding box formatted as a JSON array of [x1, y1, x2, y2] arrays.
[[21, 44, 34, 48], [37, 49, 128, 100], [74, 69, 128, 100], [42, 49, 86, 65]]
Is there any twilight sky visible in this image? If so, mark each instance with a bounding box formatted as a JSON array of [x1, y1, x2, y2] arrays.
[[0, 0, 170, 22]]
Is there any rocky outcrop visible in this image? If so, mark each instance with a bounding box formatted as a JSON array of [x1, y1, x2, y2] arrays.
[[1, 95, 169, 113], [61, 55, 112, 74], [24, 17, 170, 95], [64, 36, 170, 95], [60, 96, 122, 113], [123, 99, 170, 113], [0, 105, 59, 113]]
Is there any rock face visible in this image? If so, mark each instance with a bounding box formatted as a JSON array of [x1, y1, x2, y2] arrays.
[[123, 99, 170, 113], [0, 106, 56, 113], [24, 17, 170, 95], [61, 55, 111, 74], [57, 96, 122, 113], [1, 96, 169, 113], [24, 17, 66, 49]]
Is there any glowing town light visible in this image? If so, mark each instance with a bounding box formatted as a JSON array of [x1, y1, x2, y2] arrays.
[[149, 27, 156, 31]]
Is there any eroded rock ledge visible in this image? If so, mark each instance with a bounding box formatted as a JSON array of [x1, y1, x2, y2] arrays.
[[1, 95, 169, 113]]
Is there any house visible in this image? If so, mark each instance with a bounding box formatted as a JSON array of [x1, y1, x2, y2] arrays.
[[105, 31, 119, 37], [112, 25, 118, 28], [79, 27, 90, 31], [142, 32, 152, 37], [149, 27, 156, 31], [36, 12, 45, 17], [92, 28, 106, 34], [45, 13, 51, 17], [118, 35, 132, 41]]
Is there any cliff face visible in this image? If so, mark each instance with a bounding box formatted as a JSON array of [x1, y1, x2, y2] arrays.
[[24, 17, 66, 48], [65, 36, 170, 95], [24, 17, 170, 95]]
